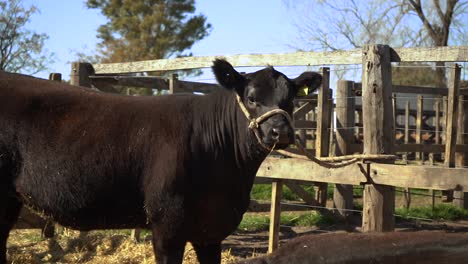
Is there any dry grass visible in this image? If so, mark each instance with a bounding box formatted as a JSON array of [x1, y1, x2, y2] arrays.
[[7, 229, 239, 264]]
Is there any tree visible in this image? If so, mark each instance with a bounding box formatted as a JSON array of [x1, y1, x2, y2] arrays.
[[285, 0, 467, 50], [86, 0, 211, 64], [284, 0, 468, 86], [0, 0, 53, 75]]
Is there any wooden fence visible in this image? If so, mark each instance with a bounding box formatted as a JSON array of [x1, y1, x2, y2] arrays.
[[16, 45, 468, 251]]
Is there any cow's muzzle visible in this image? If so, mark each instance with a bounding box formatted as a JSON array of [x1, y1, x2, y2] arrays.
[[235, 93, 294, 152]]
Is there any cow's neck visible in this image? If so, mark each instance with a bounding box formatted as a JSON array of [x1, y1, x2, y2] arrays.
[[194, 90, 269, 169]]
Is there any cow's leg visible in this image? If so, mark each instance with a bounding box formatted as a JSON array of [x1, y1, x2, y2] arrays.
[[192, 242, 222, 264], [0, 193, 22, 264], [151, 226, 185, 264]]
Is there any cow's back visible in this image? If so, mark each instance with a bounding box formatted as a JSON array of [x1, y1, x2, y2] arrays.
[[0, 72, 194, 230]]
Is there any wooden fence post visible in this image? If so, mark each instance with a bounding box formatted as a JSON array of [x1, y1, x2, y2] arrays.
[[314, 67, 331, 206], [444, 65, 460, 168], [70, 62, 94, 87], [444, 64, 465, 208], [268, 180, 283, 253], [333, 80, 355, 220], [169, 73, 180, 94], [403, 100, 411, 209], [416, 95, 423, 163], [453, 93, 467, 208], [403, 100, 410, 162], [361, 44, 395, 232]]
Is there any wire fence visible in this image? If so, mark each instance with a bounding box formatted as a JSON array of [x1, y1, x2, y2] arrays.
[[267, 186, 468, 229]]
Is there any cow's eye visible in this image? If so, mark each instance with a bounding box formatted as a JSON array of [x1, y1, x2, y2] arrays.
[[247, 96, 256, 105]]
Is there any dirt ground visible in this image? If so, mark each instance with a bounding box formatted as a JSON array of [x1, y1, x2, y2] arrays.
[[7, 194, 468, 263], [7, 216, 468, 264]]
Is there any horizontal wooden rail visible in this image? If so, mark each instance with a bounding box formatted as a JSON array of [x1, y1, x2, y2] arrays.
[[394, 144, 468, 153], [90, 75, 220, 93], [257, 157, 468, 190], [93, 46, 468, 74], [355, 83, 468, 96]]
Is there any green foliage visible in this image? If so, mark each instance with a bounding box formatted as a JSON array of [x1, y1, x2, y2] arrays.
[[250, 184, 315, 201], [238, 212, 335, 232], [86, 0, 211, 64], [0, 0, 54, 74], [392, 62, 439, 87], [395, 204, 468, 221]]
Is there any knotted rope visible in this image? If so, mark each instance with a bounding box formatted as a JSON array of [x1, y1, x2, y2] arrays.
[[235, 93, 396, 168]]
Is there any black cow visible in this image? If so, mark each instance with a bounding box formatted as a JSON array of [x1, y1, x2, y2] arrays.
[[237, 231, 468, 264], [0, 59, 321, 264]]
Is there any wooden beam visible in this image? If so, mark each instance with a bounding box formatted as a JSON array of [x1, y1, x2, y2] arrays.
[[416, 95, 423, 161], [89, 75, 219, 94], [453, 93, 468, 208], [70, 62, 94, 87], [444, 64, 461, 167], [256, 158, 468, 191], [391, 46, 468, 63], [92, 47, 468, 74], [294, 120, 317, 129], [257, 158, 365, 185], [268, 180, 283, 253], [394, 143, 468, 153], [354, 83, 468, 96], [370, 164, 468, 190], [314, 67, 331, 206], [293, 101, 317, 119], [361, 44, 395, 232], [285, 182, 318, 206], [94, 50, 363, 74], [333, 80, 355, 220]]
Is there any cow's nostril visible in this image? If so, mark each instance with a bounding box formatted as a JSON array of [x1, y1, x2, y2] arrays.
[[271, 128, 280, 140]]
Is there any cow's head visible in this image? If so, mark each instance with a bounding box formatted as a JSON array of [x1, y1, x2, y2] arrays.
[[212, 59, 322, 150]]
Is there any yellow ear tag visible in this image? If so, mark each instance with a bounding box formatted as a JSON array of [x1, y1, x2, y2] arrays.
[[296, 86, 308, 97]]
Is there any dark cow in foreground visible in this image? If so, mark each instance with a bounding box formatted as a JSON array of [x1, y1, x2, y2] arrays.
[[239, 231, 468, 264], [0, 59, 321, 264]]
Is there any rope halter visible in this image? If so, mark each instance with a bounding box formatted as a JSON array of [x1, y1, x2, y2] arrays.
[[235, 92, 397, 168], [235, 93, 293, 152]]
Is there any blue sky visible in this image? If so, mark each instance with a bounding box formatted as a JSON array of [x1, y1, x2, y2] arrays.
[[23, 0, 299, 80]]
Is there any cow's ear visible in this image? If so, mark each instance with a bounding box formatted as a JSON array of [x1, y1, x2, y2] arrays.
[[292, 72, 322, 97], [212, 59, 246, 93]]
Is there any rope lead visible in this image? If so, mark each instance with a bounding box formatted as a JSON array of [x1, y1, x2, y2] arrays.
[[235, 93, 397, 167]]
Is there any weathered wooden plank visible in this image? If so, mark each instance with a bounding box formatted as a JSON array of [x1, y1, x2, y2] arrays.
[[314, 67, 331, 206], [391, 46, 468, 63], [257, 158, 365, 185], [371, 164, 468, 190], [361, 44, 395, 232], [92, 47, 468, 74], [394, 144, 468, 153], [354, 83, 468, 96], [403, 100, 410, 162], [256, 158, 468, 191], [285, 182, 318, 206], [393, 85, 449, 95], [70, 62, 93, 87], [294, 120, 317, 129], [445, 65, 461, 167], [416, 95, 423, 161], [453, 93, 468, 208], [90, 75, 171, 90], [435, 99, 441, 145], [93, 50, 363, 74], [178, 80, 219, 93], [293, 101, 317, 119], [333, 80, 355, 219], [268, 180, 283, 253], [90, 75, 219, 94]]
